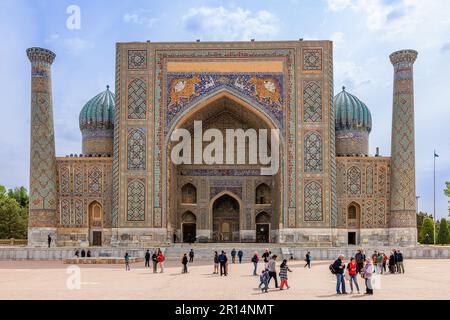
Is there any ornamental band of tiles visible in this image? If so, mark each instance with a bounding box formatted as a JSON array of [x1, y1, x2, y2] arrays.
[[26, 42, 418, 247]]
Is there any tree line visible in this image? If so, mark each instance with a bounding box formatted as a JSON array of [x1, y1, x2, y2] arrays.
[[0, 185, 28, 239]]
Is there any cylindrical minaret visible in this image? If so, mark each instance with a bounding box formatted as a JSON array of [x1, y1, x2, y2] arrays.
[[26, 47, 58, 247], [388, 49, 418, 246]]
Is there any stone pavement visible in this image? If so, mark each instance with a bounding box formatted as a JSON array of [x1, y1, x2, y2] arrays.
[[0, 259, 449, 300]]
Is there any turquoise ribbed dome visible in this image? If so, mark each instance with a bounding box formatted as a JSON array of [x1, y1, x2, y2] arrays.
[[79, 86, 115, 130], [334, 87, 372, 133]]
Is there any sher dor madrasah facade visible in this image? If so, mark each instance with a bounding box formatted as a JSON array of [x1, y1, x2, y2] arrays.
[[26, 40, 418, 248]]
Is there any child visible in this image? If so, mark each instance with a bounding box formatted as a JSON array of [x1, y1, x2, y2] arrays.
[[260, 268, 270, 293], [124, 252, 130, 271], [182, 253, 188, 274], [279, 259, 292, 290]]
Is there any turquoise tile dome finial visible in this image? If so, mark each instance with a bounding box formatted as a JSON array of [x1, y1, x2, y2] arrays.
[[334, 87, 372, 133], [79, 86, 115, 156], [334, 87, 372, 156], [79, 86, 115, 130]]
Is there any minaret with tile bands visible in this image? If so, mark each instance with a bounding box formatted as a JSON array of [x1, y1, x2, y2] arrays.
[[26, 47, 58, 247], [388, 49, 418, 246]]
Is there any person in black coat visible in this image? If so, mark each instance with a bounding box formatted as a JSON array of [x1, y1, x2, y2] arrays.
[[81, 249, 86, 258], [182, 254, 189, 274], [218, 251, 228, 276], [145, 250, 151, 268], [189, 249, 195, 263], [355, 250, 366, 273], [151, 251, 158, 273], [47, 234, 52, 248], [332, 255, 347, 294]]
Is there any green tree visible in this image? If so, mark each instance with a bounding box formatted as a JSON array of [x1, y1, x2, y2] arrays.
[[417, 211, 432, 235], [419, 217, 435, 244], [0, 185, 28, 239], [445, 182, 450, 215], [436, 218, 450, 245], [7, 186, 29, 208]]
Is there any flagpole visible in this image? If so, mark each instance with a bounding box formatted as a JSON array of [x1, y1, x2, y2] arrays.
[[433, 150, 436, 245]]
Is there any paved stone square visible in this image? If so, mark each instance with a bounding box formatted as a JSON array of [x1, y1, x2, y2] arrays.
[[0, 259, 449, 300]]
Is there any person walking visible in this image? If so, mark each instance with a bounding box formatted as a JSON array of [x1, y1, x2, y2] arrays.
[[182, 253, 188, 274], [267, 255, 279, 289], [347, 257, 360, 294], [260, 268, 270, 293], [219, 251, 228, 276], [124, 252, 130, 271], [251, 251, 259, 276], [231, 248, 237, 264], [388, 251, 396, 273], [396, 250, 405, 274], [382, 252, 388, 274], [213, 251, 219, 274], [74, 250, 79, 258], [145, 250, 150, 268], [355, 250, 365, 273], [237, 249, 244, 264], [304, 251, 311, 269], [262, 249, 270, 267], [47, 234, 52, 248], [363, 257, 374, 295], [189, 249, 195, 263], [279, 259, 292, 290], [157, 250, 165, 273], [332, 254, 347, 294], [152, 250, 158, 273], [376, 252, 384, 274]]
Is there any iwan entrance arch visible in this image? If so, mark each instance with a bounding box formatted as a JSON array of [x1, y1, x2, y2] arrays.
[[165, 90, 285, 243]]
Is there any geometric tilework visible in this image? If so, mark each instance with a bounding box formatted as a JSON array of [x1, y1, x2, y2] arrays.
[[74, 199, 84, 225], [303, 80, 322, 122], [347, 166, 361, 195], [127, 179, 145, 221], [88, 167, 102, 193], [127, 128, 146, 170], [378, 166, 386, 194], [302, 48, 322, 71], [128, 78, 147, 119], [60, 166, 70, 194], [304, 181, 323, 221], [74, 166, 83, 194], [29, 92, 57, 211], [366, 166, 374, 195], [60, 199, 71, 225], [128, 50, 147, 70], [304, 131, 322, 173]]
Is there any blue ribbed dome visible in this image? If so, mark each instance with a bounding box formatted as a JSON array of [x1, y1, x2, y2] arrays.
[[79, 86, 115, 130], [334, 87, 372, 133]]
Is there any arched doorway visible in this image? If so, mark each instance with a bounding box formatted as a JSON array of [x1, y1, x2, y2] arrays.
[[212, 194, 240, 242], [255, 211, 271, 243], [181, 211, 197, 243], [181, 183, 197, 204], [347, 202, 361, 245], [255, 183, 271, 204], [88, 201, 103, 246]]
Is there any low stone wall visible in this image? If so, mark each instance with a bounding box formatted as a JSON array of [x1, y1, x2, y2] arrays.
[[0, 245, 449, 261], [63, 257, 143, 264]]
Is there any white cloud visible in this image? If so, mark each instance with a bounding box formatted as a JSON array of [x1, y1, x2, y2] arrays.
[[181, 6, 280, 41], [123, 10, 157, 28], [326, 0, 450, 46], [45, 34, 94, 55]]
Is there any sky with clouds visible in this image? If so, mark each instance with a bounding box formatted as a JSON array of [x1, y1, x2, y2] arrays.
[[0, 0, 449, 219]]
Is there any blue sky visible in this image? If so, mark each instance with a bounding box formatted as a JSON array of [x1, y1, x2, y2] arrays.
[[0, 0, 449, 219]]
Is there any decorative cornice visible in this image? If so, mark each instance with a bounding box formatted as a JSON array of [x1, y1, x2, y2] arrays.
[[26, 47, 56, 64], [389, 49, 418, 66]]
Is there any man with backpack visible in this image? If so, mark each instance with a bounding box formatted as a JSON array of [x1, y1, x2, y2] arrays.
[[218, 251, 228, 276], [331, 254, 347, 294]]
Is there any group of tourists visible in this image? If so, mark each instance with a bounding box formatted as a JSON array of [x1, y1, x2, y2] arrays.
[[331, 249, 406, 295], [251, 249, 293, 293], [74, 249, 91, 258], [141, 248, 165, 273]]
